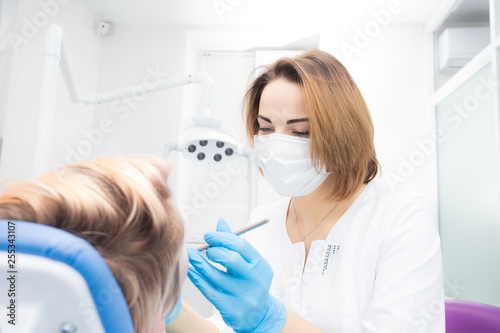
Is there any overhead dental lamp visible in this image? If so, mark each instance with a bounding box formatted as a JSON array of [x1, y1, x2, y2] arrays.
[[34, 24, 252, 181], [164, 115, 252, 180]]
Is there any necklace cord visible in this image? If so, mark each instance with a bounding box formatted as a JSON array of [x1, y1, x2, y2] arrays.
[[292, 199, 341, 241]]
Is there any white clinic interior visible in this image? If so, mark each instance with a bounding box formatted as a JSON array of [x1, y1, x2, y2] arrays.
[[0, 0, 499, 319]]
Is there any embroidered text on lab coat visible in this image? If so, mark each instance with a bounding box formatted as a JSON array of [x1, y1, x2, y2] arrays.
[[322, 244, 340, 275]]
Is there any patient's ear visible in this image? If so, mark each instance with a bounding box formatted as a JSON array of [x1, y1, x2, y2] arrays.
[[152, 314, 166, 333]]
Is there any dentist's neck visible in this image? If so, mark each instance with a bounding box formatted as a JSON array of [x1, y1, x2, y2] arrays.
[[291, 176, 366, 230]]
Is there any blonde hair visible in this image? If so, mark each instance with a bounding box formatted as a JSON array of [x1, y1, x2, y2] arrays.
[[0, 156, 184, 333], [244, 49, 379, 200]]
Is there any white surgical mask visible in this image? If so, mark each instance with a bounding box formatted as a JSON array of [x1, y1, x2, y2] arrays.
[[253, 133, 330, 197]]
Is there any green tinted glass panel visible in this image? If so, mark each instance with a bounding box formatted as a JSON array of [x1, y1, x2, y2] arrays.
[[436, 63, 500, 306]]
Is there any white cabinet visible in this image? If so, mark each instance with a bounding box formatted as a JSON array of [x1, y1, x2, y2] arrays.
[[426, 0, 500, 307]]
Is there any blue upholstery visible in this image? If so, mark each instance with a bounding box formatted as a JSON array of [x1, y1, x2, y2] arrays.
[[0, 220, 135, 333]]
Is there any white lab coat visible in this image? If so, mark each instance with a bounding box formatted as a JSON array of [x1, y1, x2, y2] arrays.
[[209, 181, 445, 332]]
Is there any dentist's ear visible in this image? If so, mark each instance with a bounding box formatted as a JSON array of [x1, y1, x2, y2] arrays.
[[216, 218, 232, 233]]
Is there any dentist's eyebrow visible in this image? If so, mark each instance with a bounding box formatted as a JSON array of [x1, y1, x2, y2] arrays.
[[286, 118, 309, 124], [257, 115, 272, 123]]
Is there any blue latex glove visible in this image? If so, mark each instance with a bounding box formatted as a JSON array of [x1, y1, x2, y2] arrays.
[[187, 219, 287, 333], [164, 294, 182, 325]]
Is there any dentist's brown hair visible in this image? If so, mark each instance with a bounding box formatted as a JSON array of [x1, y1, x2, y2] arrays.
[[244, 49, 379, 200]]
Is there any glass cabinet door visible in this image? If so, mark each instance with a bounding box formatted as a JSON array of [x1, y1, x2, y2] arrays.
[[436, 63, 500, 306]]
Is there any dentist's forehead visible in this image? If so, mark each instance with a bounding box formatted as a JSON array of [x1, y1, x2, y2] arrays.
[[259, 79, 308, 124]]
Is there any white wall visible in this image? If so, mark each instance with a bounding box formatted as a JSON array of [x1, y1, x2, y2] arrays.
[[344, 24, 431, 199], [0, 0, 101, 181], [0, 1, 18, 145], [1, 10, 431, 198], [0, 3, 189, 196], [319, 9, 432, 201], [85, 25, 188, 195]]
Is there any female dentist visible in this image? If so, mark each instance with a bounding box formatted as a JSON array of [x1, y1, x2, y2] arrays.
[[182, 49, 445, 333]]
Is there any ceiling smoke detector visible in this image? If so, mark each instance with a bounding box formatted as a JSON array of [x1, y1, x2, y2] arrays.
[[96, 21, 112, 36]]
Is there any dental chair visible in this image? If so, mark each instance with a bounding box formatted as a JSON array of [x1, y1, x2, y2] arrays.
[[0, 220, 135, 333], [445, 299, 500, 333]]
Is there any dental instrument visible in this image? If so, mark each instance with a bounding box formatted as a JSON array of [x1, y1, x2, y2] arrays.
[[196, 218, 269, 251]]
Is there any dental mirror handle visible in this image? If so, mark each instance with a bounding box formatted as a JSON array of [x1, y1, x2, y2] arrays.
[[196, 218, 269, 251]]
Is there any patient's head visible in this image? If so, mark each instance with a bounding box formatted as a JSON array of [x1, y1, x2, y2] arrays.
[[0, 156, 185, 333]]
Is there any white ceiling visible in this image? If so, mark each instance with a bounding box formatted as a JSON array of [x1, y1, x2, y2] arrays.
[[82, 0, 440, 26]]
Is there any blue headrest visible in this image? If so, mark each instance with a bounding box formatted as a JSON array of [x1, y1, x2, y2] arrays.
[[0, 220, 135, 333]]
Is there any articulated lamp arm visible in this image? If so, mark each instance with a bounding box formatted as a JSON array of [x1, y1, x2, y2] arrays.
[[32, 24, 213, 176]]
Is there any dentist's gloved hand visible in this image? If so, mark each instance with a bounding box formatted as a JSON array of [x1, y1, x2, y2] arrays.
[[187, 219, 287, 333]]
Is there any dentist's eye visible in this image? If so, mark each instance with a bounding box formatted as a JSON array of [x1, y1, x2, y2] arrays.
[[293, 131, 310, 138], [258, 128, 274, 134]]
